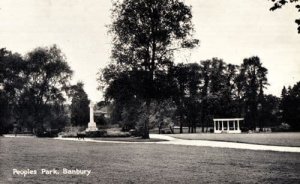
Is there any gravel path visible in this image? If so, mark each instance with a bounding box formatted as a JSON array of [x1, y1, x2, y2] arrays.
[[150, 134, 300, 153], [52, 134, 300, 153]]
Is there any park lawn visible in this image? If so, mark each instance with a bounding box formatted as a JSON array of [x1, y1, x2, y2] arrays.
[[169, 132, 300, 147], [0, 137, 299, 183]]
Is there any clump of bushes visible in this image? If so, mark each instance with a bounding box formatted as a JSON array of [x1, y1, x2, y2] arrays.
[[60, 126, 85, 138], [106, 128, 130, 137], [271, 123, 291, 132], [36, 128, 59, 137], [60, 126, 131, 138], [85, 130, 107, 137]]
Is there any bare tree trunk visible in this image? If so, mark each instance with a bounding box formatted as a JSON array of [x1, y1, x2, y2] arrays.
[[180, 108, 183, 133], [201, 107, 205, 133], [178, 95, 184, 134], [142, 118, 150, 139], [142, 100, 150, 139]]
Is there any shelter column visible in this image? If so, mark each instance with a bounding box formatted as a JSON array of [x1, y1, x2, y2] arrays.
[[227, 120, 229, 132], [214, 120, 216, 132], [233, 120, 236, 130], [221, 121, 224, 131], [237, 120, 240, 131]]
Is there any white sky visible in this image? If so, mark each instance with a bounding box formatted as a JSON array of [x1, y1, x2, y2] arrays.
[[0, 0, 299, 102]]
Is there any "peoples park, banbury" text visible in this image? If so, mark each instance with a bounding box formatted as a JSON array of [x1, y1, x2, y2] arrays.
[[12, 168, 91, 177]]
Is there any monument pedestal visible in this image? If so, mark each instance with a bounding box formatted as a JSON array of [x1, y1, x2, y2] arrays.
[[85, 102, 98, 132], [86, 122, 98, 132]]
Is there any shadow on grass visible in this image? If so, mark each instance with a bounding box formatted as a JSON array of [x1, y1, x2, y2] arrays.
[[91, 137, 168, 142]]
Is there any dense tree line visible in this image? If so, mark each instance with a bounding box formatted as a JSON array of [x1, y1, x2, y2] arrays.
[[2, 0, 299, 136], [0, 45, 90, 134], [100, 55, 287, 133], [281, 82, 300, 130], [98, 0, 299, 137]]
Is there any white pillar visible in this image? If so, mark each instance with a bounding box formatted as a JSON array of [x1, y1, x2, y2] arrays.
[[233, 120, 236, 130], [237, 120, 240, 131], [221, 121, 224, 131], [86, 102, 98, 132], [227, 120, 229, 132], [214, 121, 216, 132], [89, 102, 94, 123]]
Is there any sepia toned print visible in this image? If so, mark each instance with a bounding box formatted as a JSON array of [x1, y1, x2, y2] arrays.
[[0, 0, 299, 183]]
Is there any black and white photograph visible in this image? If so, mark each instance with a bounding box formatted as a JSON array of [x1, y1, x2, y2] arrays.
[[0, 0, 300, 183]]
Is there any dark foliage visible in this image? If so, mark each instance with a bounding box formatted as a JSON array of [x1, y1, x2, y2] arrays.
[[281, 82, 300, 130], [269, 0, 300, 33], [69, 82, 90, 126], [0, 45, 73, 134], [102, 0, 197, 138]]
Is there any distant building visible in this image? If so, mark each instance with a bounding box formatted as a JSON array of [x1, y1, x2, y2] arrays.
[[94, 105, 111, 119]]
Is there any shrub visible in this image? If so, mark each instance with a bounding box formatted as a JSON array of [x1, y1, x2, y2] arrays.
[[85, 130, 107, 137], [36, 129, 59, 137]]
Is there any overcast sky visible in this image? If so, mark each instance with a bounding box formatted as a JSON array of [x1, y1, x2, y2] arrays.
[[0, 0, 299, 102]]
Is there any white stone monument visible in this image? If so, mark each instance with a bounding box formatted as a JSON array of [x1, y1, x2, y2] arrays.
[[85, 102, 98, 132]]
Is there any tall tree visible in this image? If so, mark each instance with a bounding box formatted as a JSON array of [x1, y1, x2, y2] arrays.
[[17, 45, 73, 131], [223, 63, 239, 117], [108, 0, 197, 138], [0, 48, 26, 133], [199, 58, 231, 131], [69, 82, 90, 126], [239, 56, 268, 130], [260, 94, 280, 128], [280, 82, 300, 130], [184, 63, 201, 133], [199, 60, 211, 132], [171, 63, 189, 133], [172, 63, 201, 133]]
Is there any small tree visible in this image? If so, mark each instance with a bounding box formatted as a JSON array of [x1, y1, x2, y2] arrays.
[[69, 82, 90, 127]]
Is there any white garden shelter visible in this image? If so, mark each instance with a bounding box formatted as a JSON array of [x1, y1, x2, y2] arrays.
[[213, 118, 243, 133]]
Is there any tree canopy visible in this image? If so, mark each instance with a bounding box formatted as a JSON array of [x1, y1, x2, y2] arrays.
[[269, 0, 300, 33], [0, 45, 73, 134], [104, 0, 198, 138], [280, 82, 300, 130], [69, 82, 90, 127]]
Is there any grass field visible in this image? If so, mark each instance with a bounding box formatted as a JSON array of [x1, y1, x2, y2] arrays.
[[0, 137, 299, 183], [169, 132, 300, 147]]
